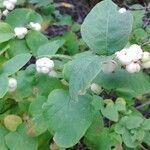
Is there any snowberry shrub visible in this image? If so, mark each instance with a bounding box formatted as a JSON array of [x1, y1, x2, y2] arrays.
[[0, 0, 150, 149]]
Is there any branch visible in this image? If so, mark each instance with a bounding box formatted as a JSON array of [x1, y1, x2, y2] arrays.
[[136, 100, 150, 109]]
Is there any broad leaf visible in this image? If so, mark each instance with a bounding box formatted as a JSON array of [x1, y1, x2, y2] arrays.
[[101, 104, 119, 122], [0, 22, 14, 44], [122, 129, 138, 148], [69, 55, 102, 100], [5, 124, 38, 150], [26, 31, 49, 55], [0, 125, 8, 150], [0, 74, 8, 98], [94, 69, 150, 98], [125, 116, 143, 129], [8, 39, 29, 57], [143, 119, 150, 130], [2, 53, 31, 75], [43, 89, 96, 148], [85, 112, 104, 147], [143, 132, 150, 146], [131, 4, 145, 29], [28, 96, 48, 136], [5, 8, 43, 28], [81, 0, 133, 55], [37, 39, 65, 57], [86, 128, 121, 150]]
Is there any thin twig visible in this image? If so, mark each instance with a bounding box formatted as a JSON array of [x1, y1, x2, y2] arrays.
[[140, 144, 148, 150], [136, 100, 150, 109]]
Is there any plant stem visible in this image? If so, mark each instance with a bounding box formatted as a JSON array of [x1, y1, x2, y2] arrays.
[[140, 144, 148, 150], [136, 100, 150, 109]]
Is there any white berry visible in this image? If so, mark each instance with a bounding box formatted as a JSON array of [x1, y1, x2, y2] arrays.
[[8, 78, 17, 92], [3, 9, 9, 16], [14, 27, 28, 39], [128, 44, 143, 61], [3, 1, 15, 10], [90, 83, 102, 95], [29, 22, 41, 31], [126, 62, 141, 73], [141, 52, 150, 63], [116, 49, 132, 65], [141, 60, 150, 69], [36, 57, 54, 74], [119, 8, 127, 13], [102, 60, 117, 74]]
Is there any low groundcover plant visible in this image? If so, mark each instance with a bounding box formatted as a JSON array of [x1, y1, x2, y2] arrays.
[[0, 0, 150, 149]]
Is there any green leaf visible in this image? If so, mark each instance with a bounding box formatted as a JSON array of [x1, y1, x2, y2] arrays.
[[15, 71, 33, 99], [63, 32, 79, 55], [115, 98, 126, 112], [43, 89, 96, 148], [81, 0, 133, 55], [5, 124, 38, 150], [37, 39, 65, 57], [0, 22, 14, 44], [120, 116, 143, 129], [132, 28, 148, 44], [94, 69, 150, 98], [69, 55, 102, 100], [85, 112, 104, 147], [86, 128, 121, 150], [0, 74, 8, 98], [26, 31, 49, 55], [101, 104, 119, 122], [131, 4, 145, 29], [142, 119, 150, 130], [8, 39, 29, 57], [6, 8, 43, 28], [4, 115, 22, 131], [2, 53, 31, 75], [0, 125, 8, 150], [28, 96, 48, 136], [36, 75, 65, 96], [143, 132, 150, 146], [38, 132, 52, 150], [122, 129, 138, 148]]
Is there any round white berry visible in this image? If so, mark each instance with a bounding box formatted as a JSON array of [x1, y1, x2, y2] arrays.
[[116, 50, 132, 65], [14, 27, 28, 39], [2, 9, 9, 16], [128, 44, 143, 61], [36, 57, 54, 74], [102, 60, 117, 74], [141, 60, 150, 69], [29, 22, 41, 31], [3, 1, 15, 10], [40, 66, 50, 74], [141, 52, 150, 63], [126, 62, 141, 73], [119, 8, 127, 13], [90, 83, 102, 95], [8, 78, 17, 92]]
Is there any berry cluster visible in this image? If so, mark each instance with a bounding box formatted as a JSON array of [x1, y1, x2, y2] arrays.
[[115, 44, 150, 73], [14, 22, 41, 39], [36, 57, 57, 77], [2, 0, 17, 17]]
